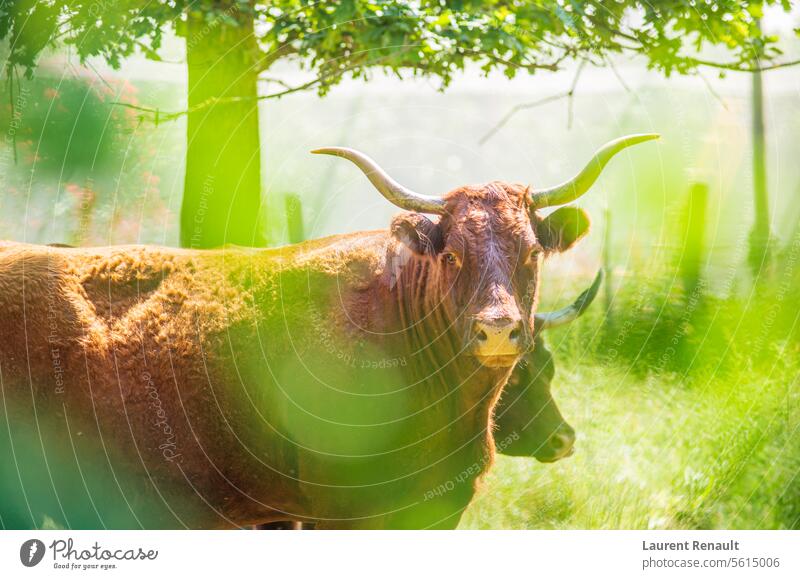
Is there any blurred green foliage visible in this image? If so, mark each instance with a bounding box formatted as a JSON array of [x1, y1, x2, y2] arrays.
[[464, 218, 800, 529], [0, 77, 128, 176], [1, 0, 796, 82], [0, 62, 177, 244]]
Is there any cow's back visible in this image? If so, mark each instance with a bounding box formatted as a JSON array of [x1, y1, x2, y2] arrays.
[[0, 235, 491, 529], [0, 237, 394, 528], [0, 242, 269, 528]]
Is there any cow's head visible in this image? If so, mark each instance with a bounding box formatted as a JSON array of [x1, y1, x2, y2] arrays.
[[494, 273, 602, 460], [313, 134, 657, 368], [494, 338, 574, 462]]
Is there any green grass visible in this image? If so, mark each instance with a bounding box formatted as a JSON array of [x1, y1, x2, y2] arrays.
[[463, 284, 800, 529], [464, 230, 800, 530]]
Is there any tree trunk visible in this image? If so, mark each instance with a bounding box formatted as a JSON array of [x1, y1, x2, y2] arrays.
[[602, 206, 612, 322], [284, 193, 305, 244], [181, 8, 265, 249], [748, 22, 771, 276], [679, 182, 707, 295]]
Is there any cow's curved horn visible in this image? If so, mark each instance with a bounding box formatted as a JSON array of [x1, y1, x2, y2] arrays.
[[530, 134, 660, 208], [312, 147, 446, 214], [535, 269, 604, 330]]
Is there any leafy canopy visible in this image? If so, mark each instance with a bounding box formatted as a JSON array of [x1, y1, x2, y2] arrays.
[[1, 1, 797, 90]]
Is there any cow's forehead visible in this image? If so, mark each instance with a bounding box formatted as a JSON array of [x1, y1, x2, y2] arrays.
[[443, 181, 529, 206], [442, 182, 533, 236]]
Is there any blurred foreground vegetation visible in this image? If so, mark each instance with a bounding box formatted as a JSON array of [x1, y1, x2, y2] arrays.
[[465, 238, 800, 529], [1, 51, 799, 529]]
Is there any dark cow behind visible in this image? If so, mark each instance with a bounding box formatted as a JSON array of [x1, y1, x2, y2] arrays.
[[494, 269, 604, 462], [495, 337, 574, 460], [0, 135, 656, 529]]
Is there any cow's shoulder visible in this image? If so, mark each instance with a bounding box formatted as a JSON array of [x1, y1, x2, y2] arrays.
[[274, 230, 389, 280]]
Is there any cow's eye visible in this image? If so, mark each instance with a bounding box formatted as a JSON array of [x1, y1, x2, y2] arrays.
[[522, 248, 534, 264], [523, 245, 541, 264], [443, 252, 460, 267]]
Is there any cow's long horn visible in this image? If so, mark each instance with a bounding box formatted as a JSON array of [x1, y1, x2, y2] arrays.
[[312, 147, 446, 214], [529, 134, 660, 208], [535, 269, 604, 330]]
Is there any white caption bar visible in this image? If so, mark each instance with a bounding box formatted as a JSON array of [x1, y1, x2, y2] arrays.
[[1, 530, 798, 578]]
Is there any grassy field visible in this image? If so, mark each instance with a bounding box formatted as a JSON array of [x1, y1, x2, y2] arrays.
[[463, 266, 800, 529], [465, 361, 800, 529]]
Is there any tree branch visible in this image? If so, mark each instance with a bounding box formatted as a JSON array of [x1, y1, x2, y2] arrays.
[[688, 56, 800, 72], [585, 13, 800, 73], [566, 59, 586, 129], [256, 41, 299, 73], [110, 49, 409, 124], [463, 47, 565, 72], [604, 56, 631, 93], [477, 94, 566, 146], [257, 76, 293, 90], [479, 59, 586, 145], [696, 70, 729, 111]]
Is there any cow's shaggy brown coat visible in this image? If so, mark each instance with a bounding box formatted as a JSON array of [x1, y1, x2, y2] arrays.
[[0, 182, 587, 529]]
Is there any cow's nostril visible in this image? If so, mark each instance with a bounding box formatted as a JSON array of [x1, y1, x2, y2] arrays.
[[476, 330, 488, 342], [509, 327, 521, 341], [549, 430, 575, 454]]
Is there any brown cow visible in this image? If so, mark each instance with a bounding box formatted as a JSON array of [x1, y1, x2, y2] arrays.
[[256, 277, 602, 529], [0, 135, 656, 529]]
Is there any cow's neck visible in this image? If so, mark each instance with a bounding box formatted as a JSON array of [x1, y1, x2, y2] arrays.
[[223, 234, 512, 524], [387, 252, 512, 474]]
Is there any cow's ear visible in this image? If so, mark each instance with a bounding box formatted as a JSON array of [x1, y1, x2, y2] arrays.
[[536, 206, 590, 253], [390, 213, 444, 255]]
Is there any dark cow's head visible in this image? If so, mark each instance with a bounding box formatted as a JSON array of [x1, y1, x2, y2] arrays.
[[494, 274, 602, 461], [313, 134, 657, 369], [494, 338, 575, 462]]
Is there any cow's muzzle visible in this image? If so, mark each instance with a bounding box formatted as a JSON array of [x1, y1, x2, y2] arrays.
[[471, 317, 527, 367], [534, 424, 576, 463]]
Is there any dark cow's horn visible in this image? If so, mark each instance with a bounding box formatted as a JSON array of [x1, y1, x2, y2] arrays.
[[535, 269, 604, 330], [312, 147, 446, 214], [529, 134, 660, 208]]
